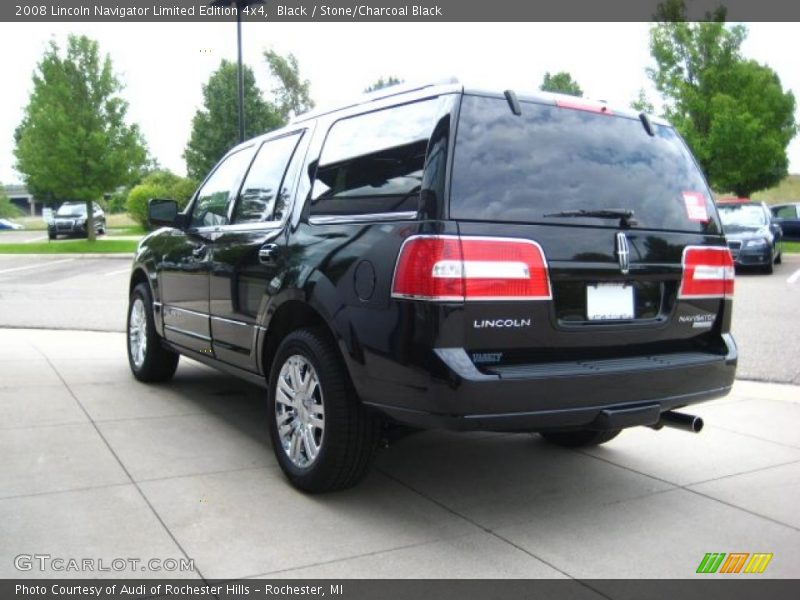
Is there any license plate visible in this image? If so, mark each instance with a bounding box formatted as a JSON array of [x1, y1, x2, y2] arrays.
[[586, 283, 634, 321]]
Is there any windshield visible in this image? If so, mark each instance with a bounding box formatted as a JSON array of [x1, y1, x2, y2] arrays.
[[451, 95, 721, 233], [56, 203, 87, 216], [717, 204, 767, 229]]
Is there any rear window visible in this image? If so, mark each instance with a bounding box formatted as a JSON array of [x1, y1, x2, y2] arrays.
[[451, 95, 721, 233]]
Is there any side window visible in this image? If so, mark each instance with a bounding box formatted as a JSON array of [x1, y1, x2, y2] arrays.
[[233, 133, 303, 224], [775, 205, 796, 219], [190, 148, 254, 228], [310, 99, 440, 217]]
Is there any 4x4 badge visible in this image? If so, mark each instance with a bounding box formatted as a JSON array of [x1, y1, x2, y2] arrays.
[[616, 232, 630, 274]]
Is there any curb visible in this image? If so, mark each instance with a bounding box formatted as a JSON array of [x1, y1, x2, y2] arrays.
[[0, 253, 134, 260]]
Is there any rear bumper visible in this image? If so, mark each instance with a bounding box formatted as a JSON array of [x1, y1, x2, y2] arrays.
[[362, 334, 737, 432]]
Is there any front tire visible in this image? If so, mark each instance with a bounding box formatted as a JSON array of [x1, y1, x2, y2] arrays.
[[540, 428, 622, 448], [267, 329, 381, 493], [127, 282, 179, 382]]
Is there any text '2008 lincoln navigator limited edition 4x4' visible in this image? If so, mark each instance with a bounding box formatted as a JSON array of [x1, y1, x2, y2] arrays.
[[127, 80, 737, 492]]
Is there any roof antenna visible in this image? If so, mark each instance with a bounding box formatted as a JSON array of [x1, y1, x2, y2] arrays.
[[639, 112, 655, 137], [504, 90, 522, 116]]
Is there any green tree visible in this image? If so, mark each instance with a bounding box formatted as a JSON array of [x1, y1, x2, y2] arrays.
[[540, 71, 583, 97], [184, 60, 282, 181], [648, 0, 796, 196], [126, 170, 198, 227], [264, 50, 315, 120], [14, 35, 147, 241], [631, 88, 655, 113], [0, 184, 22, 219], [364, 76, 404, 93]]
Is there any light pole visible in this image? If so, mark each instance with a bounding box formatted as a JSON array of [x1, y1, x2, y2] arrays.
[[209, 0, 264, 143]]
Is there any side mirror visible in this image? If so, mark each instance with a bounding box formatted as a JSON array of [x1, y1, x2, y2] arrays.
[[148, 198, 184, 228]]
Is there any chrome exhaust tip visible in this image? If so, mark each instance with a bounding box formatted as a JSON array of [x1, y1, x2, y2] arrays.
[[653, 411, 704, 433]]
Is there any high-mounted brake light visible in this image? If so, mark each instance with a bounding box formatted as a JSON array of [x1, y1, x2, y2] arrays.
[[391, 235, 551, 302], [555, 98, 613, 115], [679, 246, 735, 299]]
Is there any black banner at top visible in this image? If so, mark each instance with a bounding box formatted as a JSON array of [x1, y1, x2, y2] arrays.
[[3, 0, 800, 22]]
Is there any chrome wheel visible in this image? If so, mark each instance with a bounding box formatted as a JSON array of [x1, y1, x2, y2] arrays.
[[275, 355, 325, 468], [128, 297, 147, 369]]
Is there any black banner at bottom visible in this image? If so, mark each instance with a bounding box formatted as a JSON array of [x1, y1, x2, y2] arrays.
[[3, 579, 800, 600]]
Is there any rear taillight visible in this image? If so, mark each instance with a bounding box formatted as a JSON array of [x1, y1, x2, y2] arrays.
[[679, 246, 735, 299], [391, 235, 551, 302]]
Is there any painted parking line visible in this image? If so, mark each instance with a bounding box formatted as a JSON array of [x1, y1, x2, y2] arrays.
[[788, 268, 800, 285], [23, 235, 49, 244], [104, 267, 131, 277], [0, 258, 75, 275]]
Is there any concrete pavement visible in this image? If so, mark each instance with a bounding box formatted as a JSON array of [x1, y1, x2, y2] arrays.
[[1, 328, 799, 579]]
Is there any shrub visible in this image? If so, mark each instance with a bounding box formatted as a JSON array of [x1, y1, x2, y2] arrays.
[[106, 187, 130, 213], [125, 171, 197, 228], [126, 184, 163, 227]]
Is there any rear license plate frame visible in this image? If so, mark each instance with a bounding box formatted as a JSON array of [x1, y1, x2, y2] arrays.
[[586, 283, 635, 321]]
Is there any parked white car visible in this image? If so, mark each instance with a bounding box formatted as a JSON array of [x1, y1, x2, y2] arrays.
[[0, 218, 24, 230]]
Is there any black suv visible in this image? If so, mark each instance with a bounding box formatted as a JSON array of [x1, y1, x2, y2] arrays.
[[127, 81, 737, 492], [48, 201, 106, 239]]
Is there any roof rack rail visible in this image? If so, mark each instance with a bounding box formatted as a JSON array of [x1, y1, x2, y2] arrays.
[[291, 77, 460, 124]]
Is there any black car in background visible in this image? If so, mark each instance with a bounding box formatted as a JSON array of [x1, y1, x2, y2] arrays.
[[48, 201, 106, 239], [771, 202, 800, 241], [717, 199, 782, 273], [126, 81, 737, 492]]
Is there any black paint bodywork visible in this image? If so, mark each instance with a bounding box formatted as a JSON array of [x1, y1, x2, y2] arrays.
[[131, 83, 737, 432]]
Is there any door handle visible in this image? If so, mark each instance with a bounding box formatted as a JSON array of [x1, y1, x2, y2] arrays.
[[259, 243, 279, 264], [192, 244, 207, 258]]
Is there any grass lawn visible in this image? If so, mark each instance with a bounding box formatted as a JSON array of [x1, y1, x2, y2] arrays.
[[0, 239, 138, 254], [783, 241, 800, 253], [752, 175, 800, 204], [106, 225, 147, 236]]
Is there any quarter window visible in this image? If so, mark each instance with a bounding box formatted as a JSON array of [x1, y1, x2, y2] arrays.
[[234, 133, 303, 224], [310, 99, 440, 217], [190, 148, 254, 228]]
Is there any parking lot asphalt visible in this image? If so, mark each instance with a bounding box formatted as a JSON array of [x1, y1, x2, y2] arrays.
[[1, 327, 799, 580]]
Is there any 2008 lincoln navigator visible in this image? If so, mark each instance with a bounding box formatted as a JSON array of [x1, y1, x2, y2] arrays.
[[127, 80, 737, 492]]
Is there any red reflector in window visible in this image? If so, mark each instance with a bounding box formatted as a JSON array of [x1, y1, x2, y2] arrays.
[[679, 246, 735, 299], [391, 235, 551, 302]]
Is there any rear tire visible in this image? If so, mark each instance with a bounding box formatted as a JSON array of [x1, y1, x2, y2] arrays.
[[540, 428, 622, 448], [127, 282, 179, 382], [267, 328, 381, 493]]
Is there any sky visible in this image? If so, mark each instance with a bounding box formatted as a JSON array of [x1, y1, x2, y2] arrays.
[[1, 21, 799, 184]]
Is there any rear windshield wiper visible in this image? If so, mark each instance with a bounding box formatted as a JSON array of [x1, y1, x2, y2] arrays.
[[543, 208, 637, 227]]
